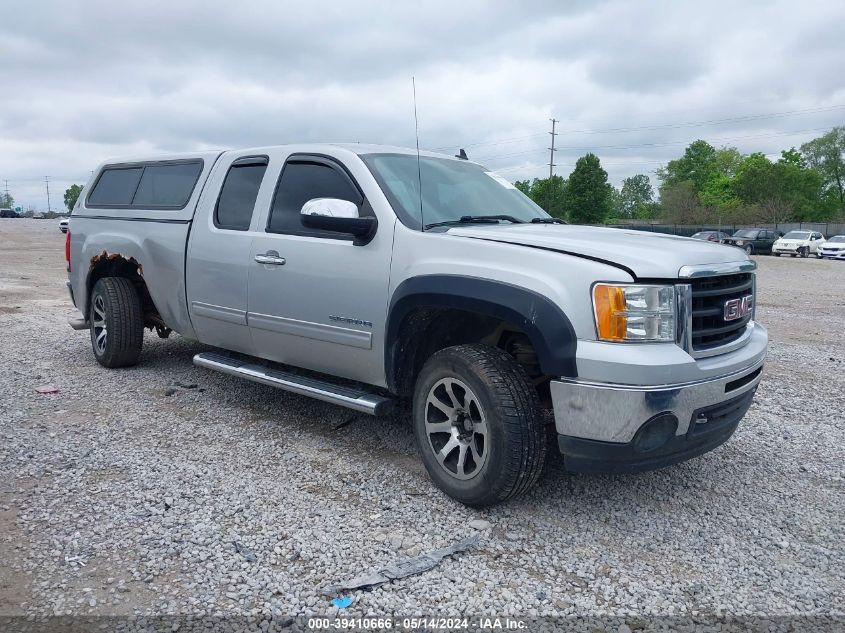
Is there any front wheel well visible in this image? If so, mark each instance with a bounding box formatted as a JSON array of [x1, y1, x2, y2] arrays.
[[388, 306, 550, 399]]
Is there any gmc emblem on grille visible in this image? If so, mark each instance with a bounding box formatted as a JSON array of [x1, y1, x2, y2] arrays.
[[724, 295, 753, 321]]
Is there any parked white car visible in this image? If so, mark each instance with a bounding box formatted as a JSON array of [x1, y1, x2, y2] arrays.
[[771, 230, 825, 257], [59, 217, 69, 233], [818, 235, 845, 260]]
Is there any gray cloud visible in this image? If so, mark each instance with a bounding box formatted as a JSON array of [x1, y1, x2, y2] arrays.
[[1, 0, 843, 210]]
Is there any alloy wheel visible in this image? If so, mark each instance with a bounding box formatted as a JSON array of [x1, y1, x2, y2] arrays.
[[424, 377, 488, 480], [92, 294, 107, 355]]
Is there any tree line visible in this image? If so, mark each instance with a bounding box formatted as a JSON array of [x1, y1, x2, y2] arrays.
[[515, 125, 845, 225]]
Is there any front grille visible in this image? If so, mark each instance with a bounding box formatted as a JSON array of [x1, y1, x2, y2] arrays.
[[689, 273, 753, 351]]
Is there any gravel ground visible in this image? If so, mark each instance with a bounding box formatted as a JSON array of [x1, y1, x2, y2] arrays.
[[1, 219, 843, 629]]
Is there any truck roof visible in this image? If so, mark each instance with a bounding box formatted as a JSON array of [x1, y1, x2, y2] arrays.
[[95, 144, 471, 169]]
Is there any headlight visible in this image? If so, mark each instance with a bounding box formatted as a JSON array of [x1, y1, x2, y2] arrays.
[[735, 240, 744, 245], [592, 284, 676, 342]]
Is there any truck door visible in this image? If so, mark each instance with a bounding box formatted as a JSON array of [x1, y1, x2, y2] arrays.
[[247, 153, 392, 387], [186, 154, 271, 355]]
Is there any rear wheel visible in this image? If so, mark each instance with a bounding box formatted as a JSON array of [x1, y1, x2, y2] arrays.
[[89, 277, 144, 368], [412, 344, 546, 506]]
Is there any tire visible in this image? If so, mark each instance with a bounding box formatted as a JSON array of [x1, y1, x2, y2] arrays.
[[799, 247, 809, 258], [744, 244, 753, 255], [412, 344, 546, 506], [89, 277, 144, 368]]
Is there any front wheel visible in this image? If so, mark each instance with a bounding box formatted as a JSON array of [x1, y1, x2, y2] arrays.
[[799, 247, 809, 258], [412, 344, 546, 506], [744, 244, 753, 255], [89, 277, 144, 368]]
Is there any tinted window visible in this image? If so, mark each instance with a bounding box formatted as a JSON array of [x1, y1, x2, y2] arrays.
[[88, 167, 143, 206], [215, 160, 267, 230], [132, 162, 203, 208], [267, 160, 363, 235]]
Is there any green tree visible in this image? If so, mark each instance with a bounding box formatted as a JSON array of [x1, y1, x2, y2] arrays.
[[734, 153, 827, 222], [801, 127, 845, 206], [564, 153, 612, 224], [657, 140, 717, 191], [515, 175, 568, 219], [618, 174, 654, 218], [0, 192, 14, 208], [713, 147, 744, 178], [64, 184, 83, 212], [779, 147, 805, 168]]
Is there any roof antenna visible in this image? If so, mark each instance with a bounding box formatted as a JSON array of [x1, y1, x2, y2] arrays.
[[412, 77, 424, 230], [455, 149, 468, 160]]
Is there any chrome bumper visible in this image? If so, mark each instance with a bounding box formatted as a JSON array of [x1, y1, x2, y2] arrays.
[[550, 358, 764, 443]]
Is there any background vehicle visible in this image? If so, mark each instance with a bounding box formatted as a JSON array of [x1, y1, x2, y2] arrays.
[[64, 144, 767, 506], [772, 230, 825, 257], [0, 207, 18, 218], [59, 217, 69, 233], [721, 228, 782, 254], [691, 230, 730, 243], [818, 235, 845, 260]]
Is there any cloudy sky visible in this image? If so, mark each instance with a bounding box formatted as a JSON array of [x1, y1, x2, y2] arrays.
[[2, 0, 844, 211]]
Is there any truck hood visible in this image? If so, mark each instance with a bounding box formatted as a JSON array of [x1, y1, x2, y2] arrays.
[[446, 224, 749, 279]]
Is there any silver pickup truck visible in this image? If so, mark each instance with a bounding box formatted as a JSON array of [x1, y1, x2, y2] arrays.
[[65, 144, 767, 506]]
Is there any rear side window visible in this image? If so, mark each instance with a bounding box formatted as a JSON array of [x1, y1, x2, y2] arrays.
[[133, 162, 203, 208], [87, 167, 143, 206], [267, 159, 363, 236], [214, 157, 268, 231], [87, 160, 203, 209]]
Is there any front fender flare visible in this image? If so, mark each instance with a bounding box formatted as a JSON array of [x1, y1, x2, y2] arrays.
[[385, 275, 578, 391]]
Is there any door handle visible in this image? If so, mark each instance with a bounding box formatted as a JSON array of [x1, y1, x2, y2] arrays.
[[254, 252, 286, 266]]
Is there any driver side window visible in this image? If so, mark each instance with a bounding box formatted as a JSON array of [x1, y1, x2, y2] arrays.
[[266, 158, 364, 238]]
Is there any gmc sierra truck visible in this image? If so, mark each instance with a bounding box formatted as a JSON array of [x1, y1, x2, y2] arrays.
[[65, 144, 767, 506]]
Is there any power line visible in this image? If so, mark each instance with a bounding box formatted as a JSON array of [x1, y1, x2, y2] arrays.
[[429, 103, 845, 153], [474, 125, 835, 163]]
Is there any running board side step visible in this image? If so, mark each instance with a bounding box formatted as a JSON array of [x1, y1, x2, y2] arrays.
[[193, 352, 394, 416]]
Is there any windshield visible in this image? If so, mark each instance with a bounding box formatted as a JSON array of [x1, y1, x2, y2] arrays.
[[783, 231, 811, 240], [361, 153, 549, 229], [733, 229, 759, 238], [829, 235, 845, 243]]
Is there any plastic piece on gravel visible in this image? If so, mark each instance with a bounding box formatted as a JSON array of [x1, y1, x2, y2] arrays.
[[232, 540, 257, 563], [322, 534, 480, 594], [331, 596, 354, 608], [35, 385, 59, 394]]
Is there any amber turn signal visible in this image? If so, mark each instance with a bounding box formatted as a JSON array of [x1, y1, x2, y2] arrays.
[[593, 284, 628, 341]]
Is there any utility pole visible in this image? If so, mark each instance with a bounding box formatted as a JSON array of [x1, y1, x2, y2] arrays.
[[45, 176, 52, 213], [548, 118, 558, 178], [3, 180, 9, 206]]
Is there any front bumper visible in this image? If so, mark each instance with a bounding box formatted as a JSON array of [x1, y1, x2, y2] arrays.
[[550, 358, 764, 474], [772, 244, 801, 254], [819, 249, 845, 259]]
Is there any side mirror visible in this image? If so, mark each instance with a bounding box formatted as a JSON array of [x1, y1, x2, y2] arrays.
[[300, 198, 377, 244]]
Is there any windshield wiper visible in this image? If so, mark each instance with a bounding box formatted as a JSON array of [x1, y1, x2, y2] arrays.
[[530, 217, 567, 224], [424, 214, 525, 230]]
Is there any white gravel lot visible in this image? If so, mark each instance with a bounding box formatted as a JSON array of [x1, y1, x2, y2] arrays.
[[1, 219, 843, 630]]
